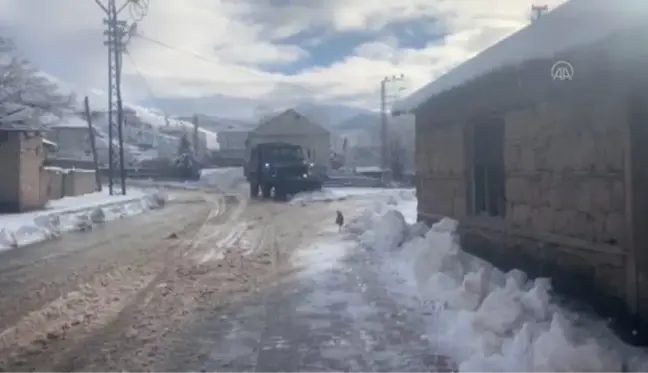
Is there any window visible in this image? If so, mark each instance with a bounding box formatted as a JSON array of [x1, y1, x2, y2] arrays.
[[470, 118, 506, 217]]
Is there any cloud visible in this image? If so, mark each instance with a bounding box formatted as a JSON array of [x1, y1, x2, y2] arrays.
[[0, 0, 567, 119]]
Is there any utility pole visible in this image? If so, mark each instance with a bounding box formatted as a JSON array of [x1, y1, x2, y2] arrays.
[[94, 0, 149, 195], [380, 74, 405, 175]]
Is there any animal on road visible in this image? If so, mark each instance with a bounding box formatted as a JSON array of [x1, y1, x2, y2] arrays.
[[335, 210, 344, 232]]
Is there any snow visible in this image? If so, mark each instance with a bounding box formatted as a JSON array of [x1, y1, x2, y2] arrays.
[[0, 189, 166, 252], [127, 167, 247, 192], [198, 167, 246, 190], [49, 115, 87, 129], [332, 192, 648, 371], [393, 0, 648, 114], [123, 103, 219, 150]]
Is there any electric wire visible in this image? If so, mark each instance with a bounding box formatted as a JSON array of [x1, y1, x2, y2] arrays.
[[134, 33, 269, 79]]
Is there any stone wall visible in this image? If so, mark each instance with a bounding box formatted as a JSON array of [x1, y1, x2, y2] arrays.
[[19, 135, 46, 211], [42, 167, 65, 200], [63, 169, 97, 197], [415, 118, 466, 220], [504, 95, 627, 244], [416, 93, 632, 322]]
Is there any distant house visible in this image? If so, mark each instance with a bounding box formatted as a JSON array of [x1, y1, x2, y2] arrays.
[[214, 130, 248, 166], [218, 130, 248, 150], [46, 116, 95, 162], [394, 0, 648, 328], [247, 109, 331, 169]]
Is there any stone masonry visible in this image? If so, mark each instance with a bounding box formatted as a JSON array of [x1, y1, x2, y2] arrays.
[[415, 63, 637, 326]]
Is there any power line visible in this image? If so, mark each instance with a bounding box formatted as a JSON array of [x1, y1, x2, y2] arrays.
[[137, 34, 222, 67], [124, 50, 159, 104], [133, 33, 269, 79]]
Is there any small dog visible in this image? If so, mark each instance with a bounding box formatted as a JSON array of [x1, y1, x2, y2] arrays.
[[335, 210, 344, 232]]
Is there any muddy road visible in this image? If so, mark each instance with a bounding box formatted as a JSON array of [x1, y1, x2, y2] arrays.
[[0, 187, 374, 371]]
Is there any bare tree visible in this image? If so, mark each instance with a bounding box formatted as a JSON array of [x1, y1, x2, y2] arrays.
[[0, 36, 75, 129]]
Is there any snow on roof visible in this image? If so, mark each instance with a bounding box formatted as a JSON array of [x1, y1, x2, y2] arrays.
[[42, 138, 57, 148], [123, 103, 219, 150], [393, 0, 648, 114], [49, 115, 88, 129]]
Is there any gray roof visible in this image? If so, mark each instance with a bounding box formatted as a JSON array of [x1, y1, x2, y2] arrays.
[[393, 0, 648, 114]]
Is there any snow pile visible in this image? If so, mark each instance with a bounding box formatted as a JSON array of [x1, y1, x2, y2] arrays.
[[198, 167, 246, 190], [0, 190, 166, 252], [346, 200, 648, 372]]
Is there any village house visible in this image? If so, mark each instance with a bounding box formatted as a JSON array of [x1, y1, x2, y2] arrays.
[[46, 116, 95, 163], [214, 130, 248, 167], [247, 109, 331, 170], [393, 0, 648, 332]]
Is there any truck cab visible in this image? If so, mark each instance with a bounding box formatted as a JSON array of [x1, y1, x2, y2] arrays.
[[245, 142, 322, 200]]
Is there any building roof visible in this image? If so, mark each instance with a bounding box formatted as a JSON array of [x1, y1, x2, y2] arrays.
[[393, 0, 648, 114], [42, 138, 58, 150], [253, 108, 329, 136], [49, 116, 88, 129]]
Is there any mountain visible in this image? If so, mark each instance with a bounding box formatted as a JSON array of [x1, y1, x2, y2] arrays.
[[177, 114, 256, 133], [335, 113, 381, 131], [293, 103, 375, 130]]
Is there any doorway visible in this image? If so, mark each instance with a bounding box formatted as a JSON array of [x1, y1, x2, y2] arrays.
[[469, 117, 506, 218]]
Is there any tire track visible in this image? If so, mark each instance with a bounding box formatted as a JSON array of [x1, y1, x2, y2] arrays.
[[0, 201, 209, 336], [0, 192, 217, 372], [40, 193, 239, 372]]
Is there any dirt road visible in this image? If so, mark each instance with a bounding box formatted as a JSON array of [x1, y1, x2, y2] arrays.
[[0, 187, 374, 371]]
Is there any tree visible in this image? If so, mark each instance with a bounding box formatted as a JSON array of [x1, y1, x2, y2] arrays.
[[173, 132, 197, 179], [0, 36, 75, 129]]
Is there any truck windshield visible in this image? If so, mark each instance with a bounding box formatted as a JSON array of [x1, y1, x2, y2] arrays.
[[266, 147, 303, 161]]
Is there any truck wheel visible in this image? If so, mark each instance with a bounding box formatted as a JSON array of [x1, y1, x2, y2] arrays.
[[274, 186, 287, 201], [250, 182, 259, 198], [261, 183, 272, 199]]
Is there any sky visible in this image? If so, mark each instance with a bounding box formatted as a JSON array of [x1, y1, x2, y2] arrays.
[[0, 0, 567, 119]]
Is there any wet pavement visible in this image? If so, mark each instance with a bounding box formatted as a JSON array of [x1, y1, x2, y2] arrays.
[[159, 232, 455, 372]]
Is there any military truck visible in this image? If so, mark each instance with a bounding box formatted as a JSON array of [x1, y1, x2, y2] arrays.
[[244, 142, 322, 200]]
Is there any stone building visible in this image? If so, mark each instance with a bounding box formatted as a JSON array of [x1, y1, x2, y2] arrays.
[[394, 0, 648, 328], [0, 127, 46, 212]]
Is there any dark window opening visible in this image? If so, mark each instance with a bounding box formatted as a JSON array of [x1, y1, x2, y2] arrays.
[[471, 118, 506, 217]]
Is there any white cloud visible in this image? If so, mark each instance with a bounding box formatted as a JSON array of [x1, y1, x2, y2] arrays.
[[0, 0, 567, 118]]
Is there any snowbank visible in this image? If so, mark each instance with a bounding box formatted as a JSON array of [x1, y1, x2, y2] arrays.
[[346, 198, 648, 372], [0, 189, 166, 252], [124, 167, 246, 192], [198, 167, 246, 190]]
